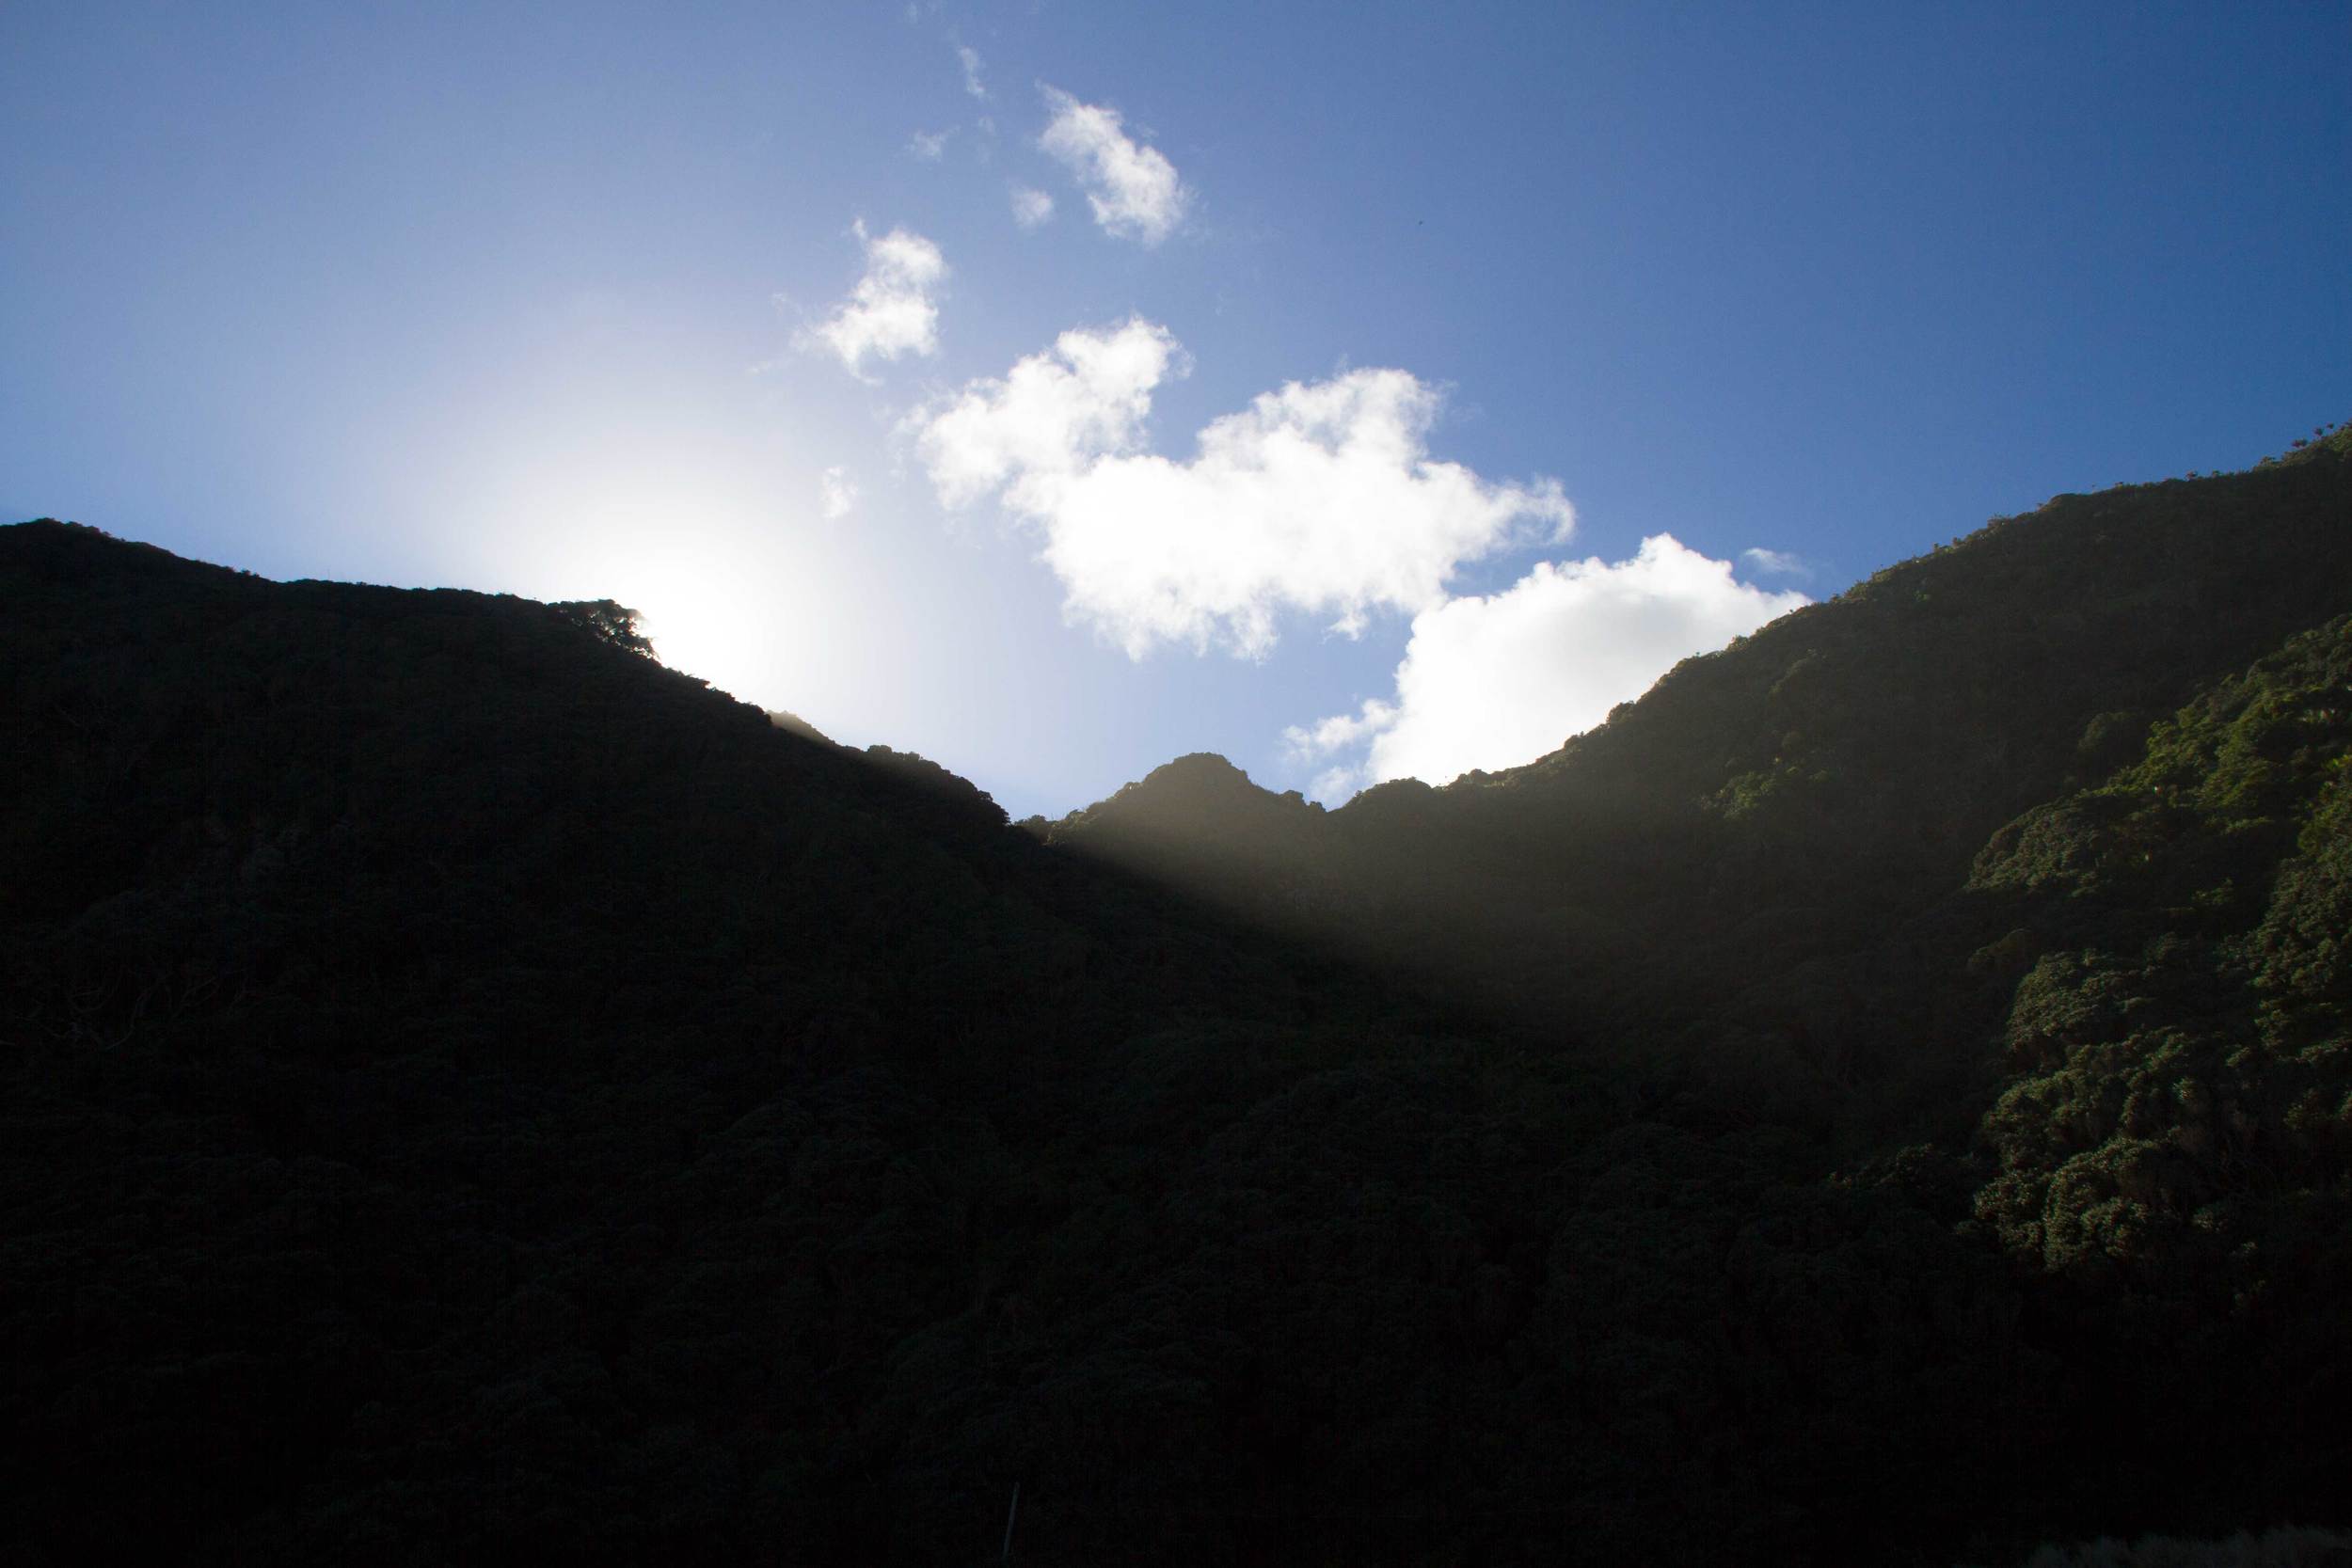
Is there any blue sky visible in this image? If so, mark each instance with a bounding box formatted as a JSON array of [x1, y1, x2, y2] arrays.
[[5, 2, 2345, 818]]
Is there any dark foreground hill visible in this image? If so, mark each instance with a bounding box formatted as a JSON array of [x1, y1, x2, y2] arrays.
[[3, 431, 2348, 1566]]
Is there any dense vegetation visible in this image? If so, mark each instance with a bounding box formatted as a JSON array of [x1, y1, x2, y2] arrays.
[[3, 427, 2347, 1564]]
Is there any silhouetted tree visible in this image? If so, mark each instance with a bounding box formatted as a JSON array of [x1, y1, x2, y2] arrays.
[[553, 597, 655, 656]]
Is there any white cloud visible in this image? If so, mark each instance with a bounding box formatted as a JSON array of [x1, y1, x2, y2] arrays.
[[1038, 86, 1191, 245], [914, 316, 1181, 511], [958, 44, 988, 101], [1741, 546, 1812, 578], [1289, 536, 1809, 797], [1009, 184, 1056, 228], [797, 221, 946, 378], [819, 466, 858, 520], [913, 319, 1571, 658], [907, 129, 951, 161]]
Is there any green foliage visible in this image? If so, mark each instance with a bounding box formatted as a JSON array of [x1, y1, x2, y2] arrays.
[[1969, 620, 2352, 1307]]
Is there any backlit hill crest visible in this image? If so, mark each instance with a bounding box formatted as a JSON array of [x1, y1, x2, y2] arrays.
[[3, 424, 2348, 1564]]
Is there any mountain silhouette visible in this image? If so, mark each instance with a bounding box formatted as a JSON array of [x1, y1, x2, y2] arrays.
[[1047, 432, 2352, 1048], [3, 424, 2347, 1564]]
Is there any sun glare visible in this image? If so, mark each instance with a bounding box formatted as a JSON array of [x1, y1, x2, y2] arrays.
[[625, 554, 778, 701], [461, 425, 824, 715]]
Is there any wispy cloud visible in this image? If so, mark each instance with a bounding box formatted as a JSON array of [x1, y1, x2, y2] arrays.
[[796, 221, 946, 379], [957, 44, 988, 101], [819, 467, 859, 520], [912, 320, 1569, 657], [1741, 546, 1812, 578], [906, 129, 952, 161], [1289, 538, 1808, 798], [1038, 86, 1191, 246], [1009, 184, 1055, 229]]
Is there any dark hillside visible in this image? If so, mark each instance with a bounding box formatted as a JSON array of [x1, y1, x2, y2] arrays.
[[0, 520, 1478, 1561], [4, 449, 2350, 1567], [1049, 432, 2352, 1053]]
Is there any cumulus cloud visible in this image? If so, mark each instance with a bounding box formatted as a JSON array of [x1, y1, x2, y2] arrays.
[[915, 316, 1181, 511], [906, 129, 951, 161], [1288, 536, 1809, 797], [913, 319, 1571, 657], [957, 44, 988, 100], [1742, 546, 1812, 578], [1009, 184, 1056, 228], [797, 222, 946, 378], [1038, 86, 1190, 245], [819, 466, 858, 520]]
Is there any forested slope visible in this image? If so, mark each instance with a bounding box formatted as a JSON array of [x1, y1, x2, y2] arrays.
[[1047, 429, 2352, 1050], [3, 423, 2348, 1566], [0, 519, 1457, 1561]]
